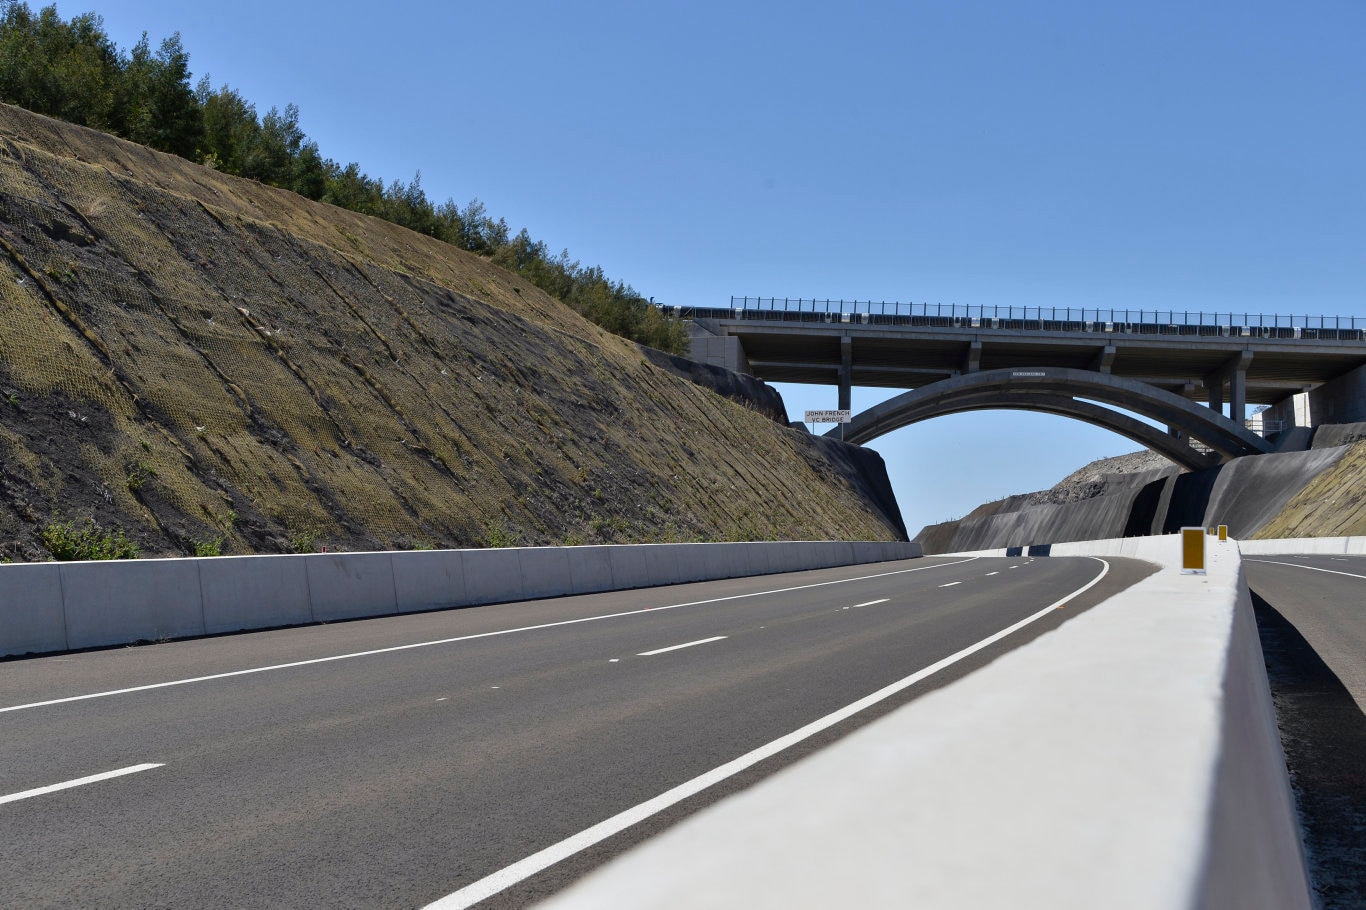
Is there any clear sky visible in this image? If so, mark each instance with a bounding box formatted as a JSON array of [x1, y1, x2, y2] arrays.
[[56, 0, 1366, 536]]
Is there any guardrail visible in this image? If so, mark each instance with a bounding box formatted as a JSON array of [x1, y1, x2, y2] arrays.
[[669, 299, 1366, 341]]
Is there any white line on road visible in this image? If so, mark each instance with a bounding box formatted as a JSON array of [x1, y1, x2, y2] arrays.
[[2, 557, 980, 715], [423, 557, 1111, 910], [0, 764, 163, 806], [852, 599, 889, 608], [938, 582, 961, 588], [1245, 558, 1366, 580], [985, 572, 1000, 576], [638, 636, 727, 657]]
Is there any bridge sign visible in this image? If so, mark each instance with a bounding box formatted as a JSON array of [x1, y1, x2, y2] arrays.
[[805, 410, 851, 424]]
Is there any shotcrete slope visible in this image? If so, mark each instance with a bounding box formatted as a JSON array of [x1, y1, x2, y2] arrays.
[[916, 424, 1366, 554], [0, 103, 904, 560]]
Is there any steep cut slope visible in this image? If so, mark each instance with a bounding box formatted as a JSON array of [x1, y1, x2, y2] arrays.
[[0, 104, 904, 559]]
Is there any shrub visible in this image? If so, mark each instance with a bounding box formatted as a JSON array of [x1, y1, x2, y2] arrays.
[[191, 536, 222, 556], [42, 517, 140, 560]]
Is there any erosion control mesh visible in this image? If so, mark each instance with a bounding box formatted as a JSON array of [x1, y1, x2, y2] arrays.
[[0, 105, 903, 558]]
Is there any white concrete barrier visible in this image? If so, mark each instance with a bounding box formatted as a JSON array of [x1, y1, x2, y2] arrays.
[[0, 562, 66, 654], [566, 546, 615, 596], [392, 550, 468, 613], [1238, 534, 1366, 555], [542, 535, 1311, 910], [0, 539, 921, 657], [305, 552, 398, 622], [200, 554, 312, 632], [60, 557, 206, 650]]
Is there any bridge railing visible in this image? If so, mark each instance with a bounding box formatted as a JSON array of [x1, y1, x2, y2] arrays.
[[669, 298, 1366, 341]]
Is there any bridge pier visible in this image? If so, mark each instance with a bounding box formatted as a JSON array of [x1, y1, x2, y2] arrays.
[[839, 337, 852, 411]]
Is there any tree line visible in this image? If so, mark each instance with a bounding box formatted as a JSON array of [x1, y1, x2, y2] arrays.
[[0, 2, 688, 354]]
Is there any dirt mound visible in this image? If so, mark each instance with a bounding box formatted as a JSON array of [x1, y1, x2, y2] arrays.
[[0, 103, 904, 560]]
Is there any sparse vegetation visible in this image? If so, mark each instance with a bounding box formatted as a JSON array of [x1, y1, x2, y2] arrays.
[[191, 536, 222, 556], [41, 516, 139, 560], [481, 522, 517, 549], [288, 527, 317, 554], [125, 460, 155, 490]]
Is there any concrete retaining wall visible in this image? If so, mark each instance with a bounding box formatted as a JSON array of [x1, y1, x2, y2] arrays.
[[543, 535, 1311, 910], [0, 540, 920, 658]]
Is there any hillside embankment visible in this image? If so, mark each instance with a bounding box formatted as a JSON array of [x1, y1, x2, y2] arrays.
[[916, 423, 1366, 554], [0, 103, 905, 560]]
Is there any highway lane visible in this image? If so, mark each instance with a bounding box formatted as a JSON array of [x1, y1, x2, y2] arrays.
[[1, 554, 1154, 909], [1244, 554, 1366, 909], [1244, 554, 1366, 710]]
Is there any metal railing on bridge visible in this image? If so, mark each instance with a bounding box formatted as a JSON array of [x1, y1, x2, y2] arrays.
[[669, 297, 1366, 341]]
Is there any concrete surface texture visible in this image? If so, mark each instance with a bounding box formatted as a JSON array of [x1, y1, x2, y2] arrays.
[[540, 535, 1311, 910], [0, 539, 921, 657], [1266, 363, 1366, 430], [1239, 536, 1366, 555]]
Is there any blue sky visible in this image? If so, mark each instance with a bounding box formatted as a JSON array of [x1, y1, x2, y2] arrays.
[[58, 0, 1366, 535]]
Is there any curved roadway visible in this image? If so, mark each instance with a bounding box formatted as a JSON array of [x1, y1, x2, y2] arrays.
[[1, 555, 1154, 909]]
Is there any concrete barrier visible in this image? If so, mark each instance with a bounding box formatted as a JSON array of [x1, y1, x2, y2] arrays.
[[305, 552, 398, 622], [1238, 535, 1366, 555], [60, 557, 206, 650], [200, 554, 312, 632], [565, 546, 615, 596], [542, 535, 1312, 910], [0, 539, 921, 657], [0, 562, 66, 654], [392, 550, 468, 613]]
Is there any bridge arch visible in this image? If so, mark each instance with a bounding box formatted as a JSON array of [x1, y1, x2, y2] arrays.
[[827, 367, 1272, 468]]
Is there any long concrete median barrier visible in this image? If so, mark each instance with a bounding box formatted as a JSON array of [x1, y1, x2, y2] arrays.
[[0, 539, 921, 658], [541, 535, 1311, 910], [1238, 534, 1366, 555]]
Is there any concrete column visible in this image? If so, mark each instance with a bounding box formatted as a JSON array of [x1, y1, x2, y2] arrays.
[[1207, 375, 1224, 413], [839, 337, 852, 411], [1229, 367, 1247, 427], [1091, 345, 1116, 374], [964, 341, 982, 374]]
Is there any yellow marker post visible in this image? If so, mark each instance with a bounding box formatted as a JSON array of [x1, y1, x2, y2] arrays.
[[1207, 526, 1216, 536], [1181, 527, 1206, 575], [1218, 525, 1228, 541]]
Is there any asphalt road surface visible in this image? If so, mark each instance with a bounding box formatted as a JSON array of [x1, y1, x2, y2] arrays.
[[1245, 554, 1366, 910], [1, 554, 1153, 909]]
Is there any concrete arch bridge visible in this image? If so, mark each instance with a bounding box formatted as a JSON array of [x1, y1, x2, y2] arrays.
[[683, 299, 1366, 466]]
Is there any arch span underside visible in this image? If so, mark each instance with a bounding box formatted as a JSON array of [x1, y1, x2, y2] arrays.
[[828, 367, 1273, 468]]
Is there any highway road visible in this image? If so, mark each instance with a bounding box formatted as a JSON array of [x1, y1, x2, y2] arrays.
[[1244, 554, 1366, 910], [1, 554, 1153, 909], [1244, 555, 1366, 711]]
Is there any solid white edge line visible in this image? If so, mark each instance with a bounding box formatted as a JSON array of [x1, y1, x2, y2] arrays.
[[1245, 558, 1366, 581], [2, 557, 979, 715], [422, 557, 1112, 910], [0, 763, 163, 806], [638, 636, 728, 657]]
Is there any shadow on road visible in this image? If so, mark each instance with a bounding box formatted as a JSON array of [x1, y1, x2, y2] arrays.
[[1252, 589, 1366, 910]]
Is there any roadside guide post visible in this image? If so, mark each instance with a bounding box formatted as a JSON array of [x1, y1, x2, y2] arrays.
[[1181, 527, 1206, 575]]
